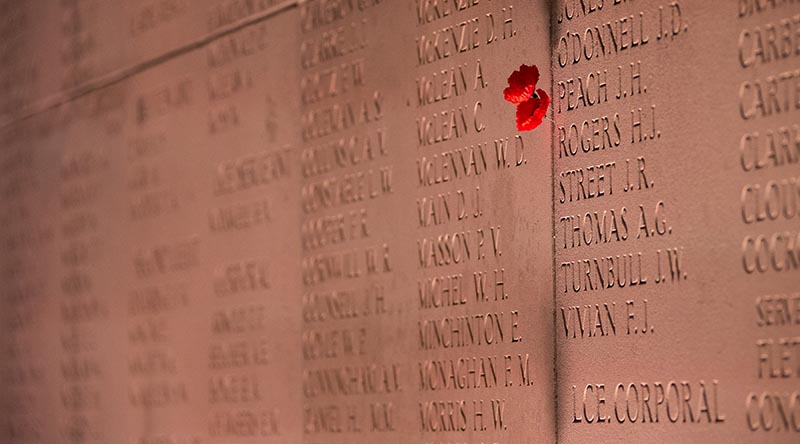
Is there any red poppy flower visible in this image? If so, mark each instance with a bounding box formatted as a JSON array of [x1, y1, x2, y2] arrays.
[[515, 89, 550, 132], [503, 64, 540, 104], [504, 64, 549, 131]]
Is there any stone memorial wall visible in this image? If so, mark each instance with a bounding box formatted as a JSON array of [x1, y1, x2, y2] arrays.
[[0, 1, 798, 444]]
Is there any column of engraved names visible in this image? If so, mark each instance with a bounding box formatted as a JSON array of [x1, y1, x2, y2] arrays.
[[0, 2, 39, 121], [737, 1, 800, 435], [125, 65, 204, 444], [204, 13, 294, 442], [554, 0, 726, 430], [60, 0, 100, 89], [57, 88, 127, 444], [414, 1, 544, 442], [0, 125, 53, 443], [299, 1, 401, 441]]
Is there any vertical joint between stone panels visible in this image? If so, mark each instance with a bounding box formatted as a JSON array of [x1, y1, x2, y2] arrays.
[[547, 0, 558, 442]]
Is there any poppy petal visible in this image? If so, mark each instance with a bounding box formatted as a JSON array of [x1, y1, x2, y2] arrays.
[[503, 84, 535, 105], [531, 88, 550, 125], [504, 64, 540, 104], [515, 89, 550, 132]]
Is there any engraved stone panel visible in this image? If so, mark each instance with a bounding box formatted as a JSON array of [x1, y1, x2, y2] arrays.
[[553, 0, 800, 442], [409, 1, 555, 443], [123, 48, 211, 444], [298, 1, 555, 443], [53, 85, 130, 444], [0, 1, 295, 124], [298, 1, 410, 441], [119, 7, 302, 444], [2, 4, 303, 444], [202, 7, 301, 444], [0, 116, 59, 444]]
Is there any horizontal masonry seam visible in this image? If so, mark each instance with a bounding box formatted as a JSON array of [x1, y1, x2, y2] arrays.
[[0, 0, 299, 131]]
